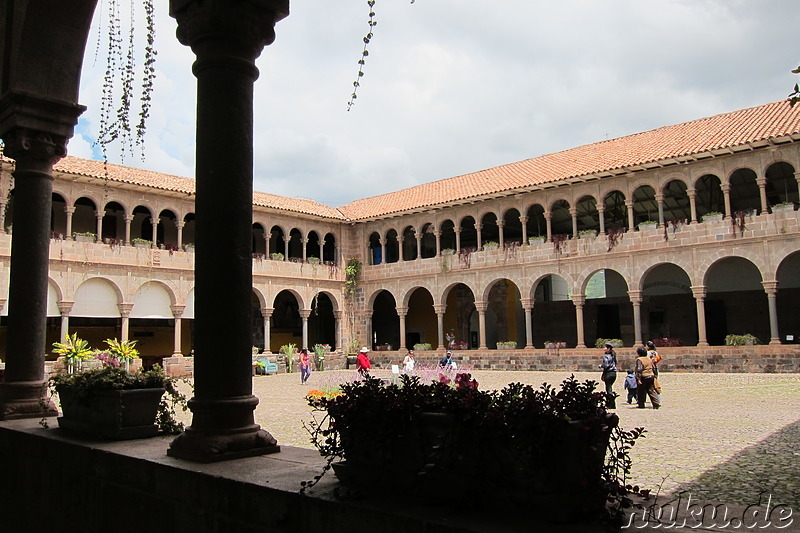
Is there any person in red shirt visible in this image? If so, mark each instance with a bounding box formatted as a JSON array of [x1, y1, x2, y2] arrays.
[[356, 346, 371, 373]]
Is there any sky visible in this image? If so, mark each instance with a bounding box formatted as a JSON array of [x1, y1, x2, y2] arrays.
[[70, 0, 800, 208]]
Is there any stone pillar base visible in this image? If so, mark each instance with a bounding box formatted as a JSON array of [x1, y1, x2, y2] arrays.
[[0, 380, 58, 420], [167, 425, 280, 463]]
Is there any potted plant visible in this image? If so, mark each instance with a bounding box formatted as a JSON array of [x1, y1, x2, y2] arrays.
[[412, 343, 432, 351], [270, 252, 284, 261], [303, 373, 647, 523], [495, 340, 517, 349], [482, 241, 499, 251], [440, 248, 455, 255], [578, 229, 597, 239], [104, 338, 140, 371], [50, 363, 188, 440], [700, 211, 723, 223], [131, 237, 152, 248], [52, 332, 94, 374], [280, 343, 296, 373], [636, 220, 658, 231], [528, 235, 545, 245], [307, 256, 321, 265], [183, 243, 195, 252], [312, 343, 327, 371], [72, 231, 96, 243], [724, 333, 760, 346], [771, 201, 795, 214]]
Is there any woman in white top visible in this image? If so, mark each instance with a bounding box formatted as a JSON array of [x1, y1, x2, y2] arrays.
[[403, 349, 415, 373]]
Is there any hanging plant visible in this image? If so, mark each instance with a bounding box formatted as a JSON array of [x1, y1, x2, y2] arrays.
[[344, 257, 362, 297], [347, 0, 417, 111], [96, 0, 157, 162], [731, 210, 747, 238], [606, 226, 624, 252], [552, 233, 569, 255]]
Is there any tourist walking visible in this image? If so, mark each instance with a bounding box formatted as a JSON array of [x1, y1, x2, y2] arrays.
[[646, 340, 662, 403], [600, 342, 618, 408], [299, 348, 311, 384], [635, 346, 660, 409], [403, 349, 416, 373], [624, 370, 638, 404], [356, 346, 371, 373]]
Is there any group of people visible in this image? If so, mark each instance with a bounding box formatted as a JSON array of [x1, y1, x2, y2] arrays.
[[600, 340, 662, 410], [355, 347, 456, 375]]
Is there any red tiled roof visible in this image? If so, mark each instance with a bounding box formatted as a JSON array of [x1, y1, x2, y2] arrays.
[[51, 157, 346, 220], [337, 100, 800, 220]]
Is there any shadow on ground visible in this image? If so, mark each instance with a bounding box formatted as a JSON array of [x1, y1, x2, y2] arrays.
[[675, 418, 800, 508]]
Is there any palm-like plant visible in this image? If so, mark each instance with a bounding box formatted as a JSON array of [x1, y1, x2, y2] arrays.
[[281, 343, 297, 373], [52, 333, 94, 374], [105, 338, 140, 370]]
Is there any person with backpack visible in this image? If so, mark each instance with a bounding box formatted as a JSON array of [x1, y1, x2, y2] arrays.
[[635, 346, 661, 409]]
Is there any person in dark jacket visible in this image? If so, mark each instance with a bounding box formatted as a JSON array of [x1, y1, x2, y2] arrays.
[[600, 342, 618, 408]]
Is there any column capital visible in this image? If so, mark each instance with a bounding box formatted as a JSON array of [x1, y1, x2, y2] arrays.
[[57, 300, 75, 316], [64, 206, 76, 214], [520, 297, 534, 310], [571, 293, 586, 306], [474, 301, 488, 313], [363, 310, 373, 319], [762, 280, 779, 294], [171, 305, 186, 319], [117, 303, 135, 317], [2, 127, 68, 170], [433, 230, 441, 237], [433, 304, 446, 314], [690, 285, 706, 299], [596, 203, 605, 212], [395, 306, 408, 317], [627, 290, 642, 304], [496, 220, 505, 228], [176, 220, 185, 229], [170, 0, 289, 60], [124, 215, 134, 222], [299, 309, 311, 319], [261, 307, 273, 318]]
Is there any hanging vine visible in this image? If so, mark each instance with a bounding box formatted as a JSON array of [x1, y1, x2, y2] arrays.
[[347, 0, 416, 111], [96, 0, 157, 161]]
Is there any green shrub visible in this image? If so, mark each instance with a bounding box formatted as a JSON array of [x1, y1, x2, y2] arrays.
[[725, 334, 760, 346], [595, 338, 623, 349]]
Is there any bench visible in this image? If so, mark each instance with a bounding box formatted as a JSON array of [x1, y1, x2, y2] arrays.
[[253, 356, 278, 375]]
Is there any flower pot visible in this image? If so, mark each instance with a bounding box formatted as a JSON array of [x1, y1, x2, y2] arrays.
[[57, 387, 165, 440]]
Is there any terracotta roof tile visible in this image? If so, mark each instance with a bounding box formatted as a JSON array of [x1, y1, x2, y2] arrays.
[[338, 100, 800, 220]]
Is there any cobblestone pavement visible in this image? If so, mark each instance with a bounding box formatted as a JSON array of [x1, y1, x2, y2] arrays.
[[177, 369, 800, 510]]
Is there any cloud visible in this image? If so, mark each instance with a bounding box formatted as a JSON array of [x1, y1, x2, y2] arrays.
[[75, 0, 800, 207]]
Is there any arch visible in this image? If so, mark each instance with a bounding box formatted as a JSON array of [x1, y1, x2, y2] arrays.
[[661, 179, 690, 223], [102, 201, 125, 243], [524, 204, 546, 240], [372, 289, 399, 349], [252, 223, 267, 256], [401, 225, 417, 261], [439, 219, 456, 252], [270, 289, 303, 352], [532, 273, 574, 347], [442, 282, 476, 349], [549, 199, 571, 236], [72, 278, 123, 318], [603, 190, 627, 230], [702, 257, 767, 346], [419, 223, 436, 259], [404, 286, 437, 349], [729, 167, 760, 215], [581, 269, 629, 347], [776, 251, 800, 344], [384, 228, 400, 264], [575, 195, 599, 234], [269, 225, 285, 258], [640, 263, 695, 345], [632, 185, 657, 227], [694, 174, 725, 217], [158, 209, 179, 248], [72, 196, 98, 237], [51, 192, 68, 238], [130, 281, 176, 319], [765, 161, 799, 208], [306, 230, 321, 262], [479, 211, 499, 249], [183, 213, 196, 247], [132, 205, 155, 243], [459, 216, 477, 251], [308, 291, 337, 349], [183, 289, 195, 320], [368, 231, 382, 265], [483, 278, 523, 349], [287, 228, 303, 261], [322, 232, 337, 264]]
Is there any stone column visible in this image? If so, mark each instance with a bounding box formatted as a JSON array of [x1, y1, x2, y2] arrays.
[[434, 230, 441, 257], [688, 189, 698, 223], [497, 220, 505, 248], [283, 235, 289, 259], [597, 205, 606, 235], [396, 306, 408, 350], [151, 217, 159, 248], [545, 212, 552, 242], [172, 305, 186, 355], [476, 223, 483, 250], [0, 127, 75, 419], [176, 220, 184, 249], [64, 206, 75, 240], [379, 237, 386, 265], [124, 215, 133, 246], [57, 301, 75, 342], [301, 237, 308, 262], [762, 281, 781, 345], [757, 177, 768, 214], [722, 184, 731, 219], [519, 216, 528, 244], [628, 290, 642, 347], [655, 194, 665, 227], [95, 211, 103, 242], [334, 310, 342, 352], [365, 310, 373, 349], [569, 207, 578, 238], [118, 303, 134, 342], [0, 199, 6, 230], [434, 304, 446, 351], [520, 298, 534, 349], [454, 228, 461, 252], [625, 200, 635, 232], [300, 309, 310, 350], [691, 286, 709, 346], [572, 293, 586, 349], [415, 233, 422, 260], [475, 301, 488, 349], [262, 307, 273, 353], [167, 0, 288, 462]]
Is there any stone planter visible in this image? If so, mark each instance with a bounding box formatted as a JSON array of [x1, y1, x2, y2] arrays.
[[771, 203, 795, 214], [133, 241, 151, 249], [528, 236, 545, 245], [482, 244, 499, 252], [56, 387, 165, 440], [73, 234, 96, 243], [637, 222, 658, 231], [701, 213, 723, 223]]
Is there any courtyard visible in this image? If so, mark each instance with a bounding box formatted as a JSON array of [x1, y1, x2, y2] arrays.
[[239, 369, 800, 510]]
